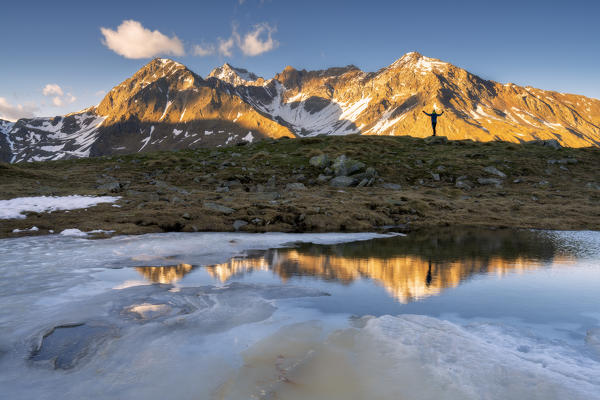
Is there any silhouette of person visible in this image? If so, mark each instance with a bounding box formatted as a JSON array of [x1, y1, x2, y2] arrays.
[[426, 259, 432, 287], [423, 109, 444, 136]]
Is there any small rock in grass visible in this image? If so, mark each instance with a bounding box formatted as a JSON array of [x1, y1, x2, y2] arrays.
[[233, 220, 248, 231], [382, 183, 402, 190], [286, 183, 306, 190]]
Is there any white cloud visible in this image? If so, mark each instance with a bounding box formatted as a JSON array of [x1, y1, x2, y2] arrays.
[[42, 84, 63, 97], [95, 90, 106, 97], [193, 43, 215, 56], [100, 20, 185, 59], [0, 98, 37, 121], [218, 36, 235, 57], [43, 84, 77, 108], [237, 23, 278, 56]]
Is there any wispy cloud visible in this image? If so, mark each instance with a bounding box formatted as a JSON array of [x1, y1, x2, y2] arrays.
[[42, 84, 63, 97], [0, 97, 37, 121], [218, 36, 235, 57], [193, 43, 216, 56], [42, 84, 76, 107], [237, 23, 278, 56], [211, 23, 278, 58], [100, 20, 185, 59]]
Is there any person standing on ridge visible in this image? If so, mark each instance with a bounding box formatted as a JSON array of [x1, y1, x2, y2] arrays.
[[423, 108, 444, 136]]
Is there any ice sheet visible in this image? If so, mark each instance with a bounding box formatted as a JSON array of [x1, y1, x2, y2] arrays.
[[1, 231, 598, 400]]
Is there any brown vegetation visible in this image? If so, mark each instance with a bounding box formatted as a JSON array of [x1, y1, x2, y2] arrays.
[[1, 135, 599, 238]]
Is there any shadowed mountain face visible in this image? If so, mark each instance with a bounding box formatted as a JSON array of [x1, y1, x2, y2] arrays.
[[2, 53, 599, 162]]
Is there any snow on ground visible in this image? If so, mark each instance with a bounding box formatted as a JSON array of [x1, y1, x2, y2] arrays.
[[0, 195, 120, 219], [60, 228, 115, 237], [12, 226, 39, 233], [242, 132, 254, 142]]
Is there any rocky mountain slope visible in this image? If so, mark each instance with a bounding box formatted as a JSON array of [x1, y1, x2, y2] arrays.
[[2, 53, 599, 163]]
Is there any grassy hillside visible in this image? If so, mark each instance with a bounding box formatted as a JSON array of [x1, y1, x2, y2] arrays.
[[2, 135, 600, 238]]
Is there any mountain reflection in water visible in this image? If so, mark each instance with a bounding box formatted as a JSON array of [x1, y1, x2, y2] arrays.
[[135, 264, 194, 284], [202, 229, 576, 303]]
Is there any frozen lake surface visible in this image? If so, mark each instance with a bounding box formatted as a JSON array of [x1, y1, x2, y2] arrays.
[[0, 229, 599, 399]]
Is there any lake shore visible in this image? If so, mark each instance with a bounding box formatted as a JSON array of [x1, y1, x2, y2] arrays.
[[2, 135, 600, 238]]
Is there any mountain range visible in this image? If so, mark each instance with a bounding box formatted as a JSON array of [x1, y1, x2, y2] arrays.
[[2, 52, 599, 163]]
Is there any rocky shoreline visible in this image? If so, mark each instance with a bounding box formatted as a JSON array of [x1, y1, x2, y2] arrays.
[[2, 135, 600, 238]]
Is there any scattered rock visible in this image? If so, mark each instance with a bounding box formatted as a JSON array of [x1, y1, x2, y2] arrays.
[[153, 180, 189, 195], [182, 213, 191, 220], [526, 139, 562, 149], [203, 202, 235, 214], [309, 154, 331, 168], [97, 181, 121, 193], [586, 182, 600, 190], [285, 182, 306, 190], [382, 183, 402, 190], [329, 176, 356, 187], [215, 186, 230, 193], [169, 196, 183, 204], [483, 166, 507, 178], [266, 176, 277, 188], [317, 174, 332, 183], [547, 158, 578, 165], [477, 177, 503, 187], [455, 180, 472, 190], [291, 174, 306, 182], [431, 173, 440, 181], [222, 179, 242, 188], [424, 136, 448, 145], [256, 192, 280, 201], [233, 220, 248, 231], [332, 155, 365, 176]]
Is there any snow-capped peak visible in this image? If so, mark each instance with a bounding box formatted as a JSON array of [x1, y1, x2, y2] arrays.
[[388, 52, 449, 74], [208, 63, 261, 86]]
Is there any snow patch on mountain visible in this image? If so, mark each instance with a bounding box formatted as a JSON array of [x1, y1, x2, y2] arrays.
[[209, 63, 260, 86]]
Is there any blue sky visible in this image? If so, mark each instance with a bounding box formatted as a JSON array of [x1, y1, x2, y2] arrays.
[[1, 0, 598, 120]]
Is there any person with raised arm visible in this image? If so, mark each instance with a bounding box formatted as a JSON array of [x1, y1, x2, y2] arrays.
[[423, 108, 444, 136]]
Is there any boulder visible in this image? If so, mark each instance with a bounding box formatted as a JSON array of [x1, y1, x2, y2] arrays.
[[317, 174, 332, 183], [233, 220, 248, 231], [357, 178, 375, 187], [203, 202, 235, 214], [455, 180, 472, 190], [477, 177, 503, 187], [329, 176, 356, 187], [483, 166, 507, 178], [332, 155, 365, 176], [97, 181, 121, 193], [309, 154, 331, 168]]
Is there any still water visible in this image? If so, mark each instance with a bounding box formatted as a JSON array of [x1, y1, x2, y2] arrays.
[[0, 229, 599, 399]]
